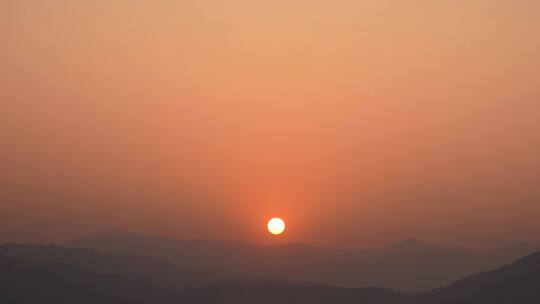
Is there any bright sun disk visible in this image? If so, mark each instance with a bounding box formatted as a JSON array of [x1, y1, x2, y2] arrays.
[[267, 217, 285, 235]]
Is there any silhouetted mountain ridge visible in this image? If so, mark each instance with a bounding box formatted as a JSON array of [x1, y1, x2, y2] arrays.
[[411, 251, 540, 303], [0, 253, 182, 304], [0, 250, 404, 304], [66, 230, 539, 291], [0, 243, 259, 290], [2, 243, 540, 303]]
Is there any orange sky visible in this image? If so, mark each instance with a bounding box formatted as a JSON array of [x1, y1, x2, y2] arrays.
[[1, 0, 540, 250]]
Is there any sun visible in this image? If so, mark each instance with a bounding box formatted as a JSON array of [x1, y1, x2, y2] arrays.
[[267, 217, 285, 235]]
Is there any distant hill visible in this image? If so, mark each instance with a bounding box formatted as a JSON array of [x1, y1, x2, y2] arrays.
[[0, 243, 256, 290], [66, 230, 539, 291], [0, 254, 183, 304], [412, 251, 540, 304], [3, 241, 540, 304], [0, 251, 403, 304]]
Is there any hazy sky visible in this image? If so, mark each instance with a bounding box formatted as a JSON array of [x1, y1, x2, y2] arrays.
[[1, 0, 539, 250]]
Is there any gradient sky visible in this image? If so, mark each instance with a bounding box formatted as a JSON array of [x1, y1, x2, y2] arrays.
[[1, 0, 539, 250]]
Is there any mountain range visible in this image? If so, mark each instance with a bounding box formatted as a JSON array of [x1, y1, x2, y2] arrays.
[[66, 230, 539, 291], [1, 240, 540, 304]]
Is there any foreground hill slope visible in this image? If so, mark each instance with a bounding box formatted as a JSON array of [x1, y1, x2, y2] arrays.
[[66, 230, 539, 291], [412, 251, 540, 304]]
